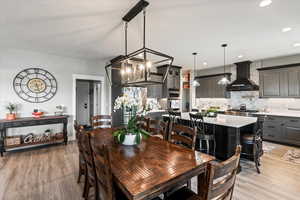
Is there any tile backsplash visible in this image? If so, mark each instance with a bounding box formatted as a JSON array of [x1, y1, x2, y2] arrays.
[[194, 92, 300, 111]]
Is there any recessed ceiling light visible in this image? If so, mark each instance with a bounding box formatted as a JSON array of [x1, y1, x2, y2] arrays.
[[282, 27, 292, 33], [259, 0, 272, 7], [294, 43, 300, 47], [203, 62, 208, 66], [238, 55, 244, 59]]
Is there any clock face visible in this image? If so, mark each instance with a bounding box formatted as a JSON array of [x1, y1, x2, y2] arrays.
[[13, 68, 57, 103]]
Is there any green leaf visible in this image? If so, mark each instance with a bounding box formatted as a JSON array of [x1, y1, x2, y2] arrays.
[[139, 129, 150, 138], [118, 134, 125, 143], [135, 133, 141, 144]]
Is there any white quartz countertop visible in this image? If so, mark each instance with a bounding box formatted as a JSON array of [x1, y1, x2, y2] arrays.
[[163, 113, 257, 128], [255, 111, 300, 118]]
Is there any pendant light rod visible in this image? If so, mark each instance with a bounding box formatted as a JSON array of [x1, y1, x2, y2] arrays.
[[222, 44, 227, 74], [143, 9, 146, 48], [125, 22, 128, 55], [193, 52, 197, 76]]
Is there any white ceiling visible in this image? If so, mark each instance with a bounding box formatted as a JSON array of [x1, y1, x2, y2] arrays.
[[1, 0, 300, 69]]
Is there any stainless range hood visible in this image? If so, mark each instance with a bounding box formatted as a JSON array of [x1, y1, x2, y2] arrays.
[[226, 61, 259, 91]]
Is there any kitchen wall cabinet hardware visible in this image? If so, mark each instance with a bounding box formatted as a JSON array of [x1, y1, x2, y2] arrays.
[[195, 73, 231, 98], [258, 64, 300, 98]]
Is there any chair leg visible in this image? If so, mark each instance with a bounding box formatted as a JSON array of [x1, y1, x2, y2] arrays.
[[187, 179, 191, 189], [199, 140, 202, 152], [85, 181, 91, 200], [83, 168, 88, 198], [206, 140, 210, 154], [255, 158, 261, 174]]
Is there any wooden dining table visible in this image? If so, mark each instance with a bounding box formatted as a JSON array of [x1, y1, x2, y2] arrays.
[[89, 128, 215, 200]]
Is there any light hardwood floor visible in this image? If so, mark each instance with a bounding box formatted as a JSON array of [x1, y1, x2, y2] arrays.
[[0, 142, 299, 200]]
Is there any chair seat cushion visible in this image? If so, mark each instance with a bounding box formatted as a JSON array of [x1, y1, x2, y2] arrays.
[[242, 134, 254, 142], [164, 186, 202, 200]]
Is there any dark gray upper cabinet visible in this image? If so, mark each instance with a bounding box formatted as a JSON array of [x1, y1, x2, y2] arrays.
[[258, 64, 300, 98], [148, 65, 181, 98], [195, 74, 231, 98]]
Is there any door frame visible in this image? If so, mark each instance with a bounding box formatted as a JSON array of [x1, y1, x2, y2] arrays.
[[72, 74, 106, 122]]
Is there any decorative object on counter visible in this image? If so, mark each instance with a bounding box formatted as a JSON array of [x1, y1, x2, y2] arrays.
[[32, 109, 44, 118], [55, 105, 65, 116], [192, 52, 200, 87], [5, 136, 21, 146], [105, 0, 174, 87], [113, 94, 150, 145], [218, 44, 231, 85], [13, 68, 57, 103], [5, 103, 17, 120], [204, 108, 219, 118]]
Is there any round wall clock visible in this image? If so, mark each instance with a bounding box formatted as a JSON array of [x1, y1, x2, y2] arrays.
[[13, 68, 58, 103]]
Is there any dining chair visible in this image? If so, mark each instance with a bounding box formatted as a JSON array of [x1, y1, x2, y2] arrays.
[[189, 113, 216, 155], [241, 118, 264, 173], [81, 130, 98, 200], [74, 120, 86, 184], [91, 115, 112, 129], [165, 145, 241, 200], [166, 123, 197, 192], [148, 119, 168, 140], [93, 144, 162, 200], [168, 123, 197, 150], [136, 116, 149, 130]]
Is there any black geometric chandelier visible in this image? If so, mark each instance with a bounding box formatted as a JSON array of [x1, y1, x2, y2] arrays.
[[105, 0, 174, 87]]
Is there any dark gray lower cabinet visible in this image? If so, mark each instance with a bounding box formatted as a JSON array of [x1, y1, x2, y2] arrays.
[[262, 115, 300, 146]]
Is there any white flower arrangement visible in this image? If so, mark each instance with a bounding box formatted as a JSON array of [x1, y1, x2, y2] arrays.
[[113, 94, 142, 113]]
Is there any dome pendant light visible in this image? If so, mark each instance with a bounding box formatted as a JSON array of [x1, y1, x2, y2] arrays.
[[192, 52, 200, 87], [218, 44, 231, 85]]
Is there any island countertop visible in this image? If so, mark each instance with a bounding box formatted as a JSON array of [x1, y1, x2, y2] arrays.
[[163, 113, 257, 128]]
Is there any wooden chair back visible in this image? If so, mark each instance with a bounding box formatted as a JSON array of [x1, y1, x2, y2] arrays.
[[148, 119, 168, 140], [91, 115, 112, 129], [74, 120, 85, 156], [169, 123, 197, 150], [189, 113, 205, 135], [198, 145, 241, 200], [136, 116, 149, 130], [93, 144, 115, 200], [80, 130, 97, 185]]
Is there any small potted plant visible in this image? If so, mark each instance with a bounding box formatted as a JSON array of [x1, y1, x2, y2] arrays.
[[5, 103, 17, 120], [112, 94, 157, 146]]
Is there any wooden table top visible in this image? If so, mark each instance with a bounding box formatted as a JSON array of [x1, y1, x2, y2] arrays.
[[90, 128, 215, 200]]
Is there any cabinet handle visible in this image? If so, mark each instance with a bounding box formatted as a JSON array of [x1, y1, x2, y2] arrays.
[[267, 126, 275, 128], [290, 120, 299, 123], [267, 134, 275, 137]]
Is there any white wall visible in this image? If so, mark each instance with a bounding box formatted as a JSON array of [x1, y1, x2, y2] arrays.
[[191, 54, 300, 111], [0, 49, 109, 139]]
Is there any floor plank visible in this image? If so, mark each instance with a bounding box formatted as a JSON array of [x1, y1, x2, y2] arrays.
[[0, 142, 299, 200]]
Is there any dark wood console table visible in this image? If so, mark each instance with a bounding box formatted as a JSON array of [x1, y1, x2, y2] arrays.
[[0, 115, 69, 156]]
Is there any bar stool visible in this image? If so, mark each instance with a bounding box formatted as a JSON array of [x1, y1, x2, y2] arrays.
[[189, 113, 216, 155]]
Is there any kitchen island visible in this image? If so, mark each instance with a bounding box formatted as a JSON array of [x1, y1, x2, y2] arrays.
[[163, 113, 257, 160]]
